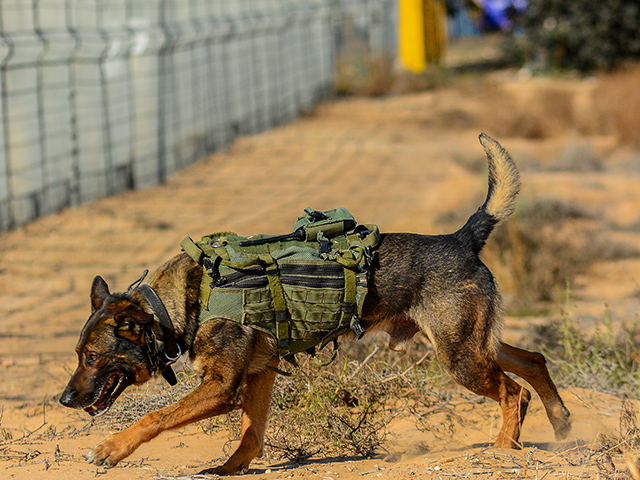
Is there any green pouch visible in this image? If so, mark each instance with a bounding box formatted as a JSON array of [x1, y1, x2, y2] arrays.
[[293, 207, 356, 241]]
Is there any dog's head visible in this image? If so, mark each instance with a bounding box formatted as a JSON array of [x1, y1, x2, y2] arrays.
[[59, 276, 155, 416]]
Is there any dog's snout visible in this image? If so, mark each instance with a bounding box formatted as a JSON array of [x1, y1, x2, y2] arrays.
[[59, 384, 89, 409], [59, 384, 78, 408]]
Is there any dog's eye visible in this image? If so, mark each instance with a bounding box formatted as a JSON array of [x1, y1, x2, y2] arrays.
[[85, 352, 100, 365]]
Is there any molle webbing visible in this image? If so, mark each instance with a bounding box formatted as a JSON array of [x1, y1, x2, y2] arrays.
[[180, 208, 379, 359]]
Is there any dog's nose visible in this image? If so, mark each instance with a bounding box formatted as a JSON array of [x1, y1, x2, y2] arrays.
[[59, 385, 77, 408]]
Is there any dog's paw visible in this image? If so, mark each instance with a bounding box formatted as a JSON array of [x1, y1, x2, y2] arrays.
[[552, 406, 572, 441], [199, 463, 247, 476], [86, 433, 134, 467]]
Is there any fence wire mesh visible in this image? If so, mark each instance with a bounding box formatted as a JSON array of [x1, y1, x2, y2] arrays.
[[0, 0, 397, 230]]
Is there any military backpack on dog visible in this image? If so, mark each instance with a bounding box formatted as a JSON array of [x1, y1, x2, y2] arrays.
[[181, 208, 380, 365]]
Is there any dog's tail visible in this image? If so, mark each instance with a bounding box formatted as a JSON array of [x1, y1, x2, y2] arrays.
[[456, 133, 520, 255]]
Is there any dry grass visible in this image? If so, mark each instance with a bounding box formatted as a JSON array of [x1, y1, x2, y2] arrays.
[[481, 196, 640, 310], [530, 291, 640, 397], [86, 336, 459, 462], [4, 321, 640, 478], [263, 336, 471, 460], [97, 362, 226, 436], [466, 63, 640, 149], [549, 141, 604, 172]]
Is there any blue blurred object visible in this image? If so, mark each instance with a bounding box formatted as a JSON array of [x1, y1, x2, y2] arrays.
[[483, 0, 527, 30], [448, 1, 480, 37], [447, 0, 527, 38]]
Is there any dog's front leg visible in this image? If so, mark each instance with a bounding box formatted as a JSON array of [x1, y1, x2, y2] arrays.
[[87, 377, 243, 467], [202, 367, 278, 476]]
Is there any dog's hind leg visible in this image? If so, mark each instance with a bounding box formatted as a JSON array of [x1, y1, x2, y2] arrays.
[[424, 319, 529, 447], [445, 355, 531, 448], [207, 367, 278, 476], [497, 342, 571, 440], [483, 366, 531, 448], [418, 305, 531, 447]]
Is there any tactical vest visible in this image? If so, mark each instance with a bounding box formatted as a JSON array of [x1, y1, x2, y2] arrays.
[[180, 208, 380, 360]]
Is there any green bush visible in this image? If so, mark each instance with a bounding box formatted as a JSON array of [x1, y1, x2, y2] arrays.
[[504, 0, 640, 72]]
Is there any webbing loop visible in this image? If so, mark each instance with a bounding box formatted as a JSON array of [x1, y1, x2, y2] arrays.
[[340, 266, 357, 327], [263, 260, 290, 354]]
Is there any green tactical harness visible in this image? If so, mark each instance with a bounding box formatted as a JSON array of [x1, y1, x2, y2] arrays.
[[180, 208, 380, 367]]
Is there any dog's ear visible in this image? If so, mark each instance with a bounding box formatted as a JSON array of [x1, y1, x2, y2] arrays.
[[120, 303, 154, 325], [90, 276, 110, 312], [110, 299, 154, 325], [113, 313, 146, 343], [112, 303, 154, 344]]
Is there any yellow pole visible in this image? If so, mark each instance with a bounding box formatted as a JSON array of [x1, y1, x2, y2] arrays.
[[399, 0, 426, 73]]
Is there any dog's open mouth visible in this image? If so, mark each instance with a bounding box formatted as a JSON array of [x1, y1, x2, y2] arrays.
[[84, 372, 129, 417]]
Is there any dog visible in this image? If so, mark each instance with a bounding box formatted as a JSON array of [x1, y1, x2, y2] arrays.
[[60, 134, 571, 475]]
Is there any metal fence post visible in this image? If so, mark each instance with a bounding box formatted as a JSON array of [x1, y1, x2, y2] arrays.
[[0, 0, 398, 231]]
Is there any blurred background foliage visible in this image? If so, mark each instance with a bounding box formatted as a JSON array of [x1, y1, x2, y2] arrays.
[[503, 0, 640, 72]]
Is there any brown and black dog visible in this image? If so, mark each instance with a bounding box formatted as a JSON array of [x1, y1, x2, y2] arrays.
[[60, 134, 571, 475]]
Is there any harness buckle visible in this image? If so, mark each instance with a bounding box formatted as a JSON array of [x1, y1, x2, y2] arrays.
[[350, 315, 366, 339]]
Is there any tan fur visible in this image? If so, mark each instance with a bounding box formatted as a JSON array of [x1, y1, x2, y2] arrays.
[[479, 133, 520, 221]]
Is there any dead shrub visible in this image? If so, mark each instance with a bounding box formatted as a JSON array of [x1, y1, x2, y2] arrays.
[[335, 49, 395, 97], [550, 141, 604, 172], [593, 67, 640, 148], [480, 81, 576, 139], [484, 196, 638, 308], [264, 338, 447, 460], [531, 296, 640, 395]]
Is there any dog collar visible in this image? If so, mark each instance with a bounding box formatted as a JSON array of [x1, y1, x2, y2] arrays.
[[136, 284, 181, 386]]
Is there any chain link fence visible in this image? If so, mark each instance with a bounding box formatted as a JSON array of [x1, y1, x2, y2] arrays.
[[0, 0, 397, 231]]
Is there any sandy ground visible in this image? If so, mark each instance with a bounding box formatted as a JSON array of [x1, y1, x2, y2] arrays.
[[2, 62, 640, 479]]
